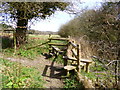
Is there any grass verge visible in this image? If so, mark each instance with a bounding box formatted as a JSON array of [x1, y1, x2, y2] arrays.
[[0, 58, 45, 88]]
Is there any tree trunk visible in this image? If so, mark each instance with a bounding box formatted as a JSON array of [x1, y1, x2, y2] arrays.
[[15, 9, 28, 46], [15, 18, 28, 46]]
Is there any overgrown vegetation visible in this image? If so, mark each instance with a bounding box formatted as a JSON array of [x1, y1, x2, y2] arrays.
[[1, 2, 69, 45], [58, 2, 120, 60], [58, 2, 120, 88], [81, 58, 117, 88], [1, 35, 52, 59], [63, 74, 84, 89], [1, 58, 45, 88]]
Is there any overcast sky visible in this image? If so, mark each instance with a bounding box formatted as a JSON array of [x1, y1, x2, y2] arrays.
[[30, 0, 103, 32]]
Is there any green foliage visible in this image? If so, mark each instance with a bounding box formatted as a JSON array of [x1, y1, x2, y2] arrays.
[[1, 58, 45, 88], [2, 36, 13, 49], [58, 2, 119, 60], [63, 75, 84, 89], [2, 35, 61, 60], [80, 58, 117, 88], [17, 49, 37, 59], [2, 2, 69, 20], [0, 23, 13, 29], [1, 2, 69, 44], [81, 70, 96, 80]]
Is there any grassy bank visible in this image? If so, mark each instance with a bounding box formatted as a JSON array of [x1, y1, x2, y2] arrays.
[[0, 58, 45, 88]]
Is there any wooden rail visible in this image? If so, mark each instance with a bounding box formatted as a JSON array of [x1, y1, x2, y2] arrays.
[[46, 35, 94, 88], [48, 36, 93, 74], [48, 38, 69, 41], [48, 43, 67, 46], [48, 36, 68, 58], [63, 39, 92, 73], [64, 41, 81, 73]]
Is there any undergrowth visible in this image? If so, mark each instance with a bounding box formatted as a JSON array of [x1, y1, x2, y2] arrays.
[[63, 74, 84, 89], [0, 58, 45, 88], [80, 58, 117, 88], [1, 35, 51, 59]]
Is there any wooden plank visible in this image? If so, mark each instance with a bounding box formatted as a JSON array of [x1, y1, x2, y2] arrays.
[[52, 46, 64, 54], [27, 41, 50, 50], [52, 46, 61, 51], [70, 42, 77, 48], [63, 56, 77, 61], [48, 43, 67, 46], [80, 59, 92, 63], [71, 49, 78, 59], [80, 59, 92, 73], [48, 38, 69, 41], [64, 65, 76, 71], [77, 44, 80, 72], [71, 62, 86, 67]]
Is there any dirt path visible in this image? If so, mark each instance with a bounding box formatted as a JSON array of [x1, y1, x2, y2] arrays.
[[0, 53, 65, 88]]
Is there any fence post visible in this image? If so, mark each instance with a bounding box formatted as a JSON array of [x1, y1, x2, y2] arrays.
[[13, 30, 16, 54], [115, 60, 119, 88], [77, 44, 81, 72], [48, 34, 52, 54]]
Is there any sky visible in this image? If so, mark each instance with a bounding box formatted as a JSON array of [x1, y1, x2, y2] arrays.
[[30, 0, 103, 32], [0, 0, 103, 32]]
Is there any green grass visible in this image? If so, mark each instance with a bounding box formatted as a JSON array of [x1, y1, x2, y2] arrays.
[[1, 34, 51, 59], [1, 34, 88, 88], [80, 58, 117, 88], [1, 34, 67, 61], [0, 58, 45, 88], [63, 75, 84, 89]]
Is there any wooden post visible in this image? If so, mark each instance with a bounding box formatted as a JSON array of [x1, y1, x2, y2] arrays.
[[115, 60, 119, 88], [64, 58, 68, 66], [86, 63, 90, 73], [48, 35, 52, 54], [49, 34, 51, 38], [13, 30, 16, 54], [77, 44, 80, 72]]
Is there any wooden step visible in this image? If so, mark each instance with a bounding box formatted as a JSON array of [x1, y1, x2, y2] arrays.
[[80, 59, 92, 63], [71, 62, 86, 67], [63, 56, 77, 61], [64, 65, 76, 71]]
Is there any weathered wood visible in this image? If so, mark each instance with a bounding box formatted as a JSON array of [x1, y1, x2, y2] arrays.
[[80, 59, 92, 63], [48, 38, 69, 41], [63, 58, 68, 66], [51, 46, 64, 54], [64, 65, 76, 71], [71, 49, 78, 59], [27, 41, 50, 50], [80, 59, 92, 73], [63, 56, 77, 61], [13, 31, 16, 54], [77, 44, 80, 72], [48, 43, 67, 46], [64, 65, 76, 76], [52, 46, 61, 51], [70, 42, 77, 48]]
